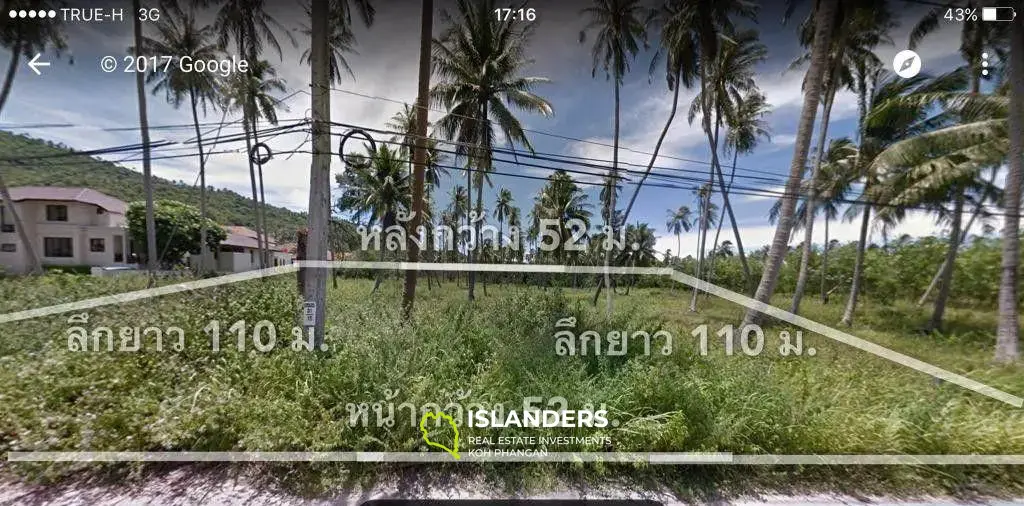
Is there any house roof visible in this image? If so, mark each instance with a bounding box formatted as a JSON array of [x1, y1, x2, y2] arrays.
[[222, 226, 289, 252], [8, 186, 127, 214]]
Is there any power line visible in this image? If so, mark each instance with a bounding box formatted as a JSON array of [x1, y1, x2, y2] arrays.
[[323, 85, 804, 183], [4, 118, 1017, 219]]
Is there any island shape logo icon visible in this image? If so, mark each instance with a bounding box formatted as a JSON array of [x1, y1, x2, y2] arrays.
[[420, 411, 461, 460]]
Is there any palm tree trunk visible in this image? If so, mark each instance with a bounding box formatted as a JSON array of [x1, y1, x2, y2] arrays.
[[706, 150, 736, 285], [838, 67, 876, 326], [0, 36, 23, 115], [917, 194, 987, 306], [132, 0, 158, 275], [621, 68, 681, 225], [604, 79, 621, 316], [254, 116, 270, 265], [474, 172, 484, 296], [995, 18, 1022, 363], [714, 135, 751, 292], [820, 215, 829, 303], [743, 0, 837, 327], [190, 90, 210, 276], [928, 190, 964, 332], [840, 203, 871, 327], [689, 187, 709, 312], [402, 0, 433, 317], [792, 78, 839, 314], [691, 60, 716, 312], [241, 113, 265, 269]]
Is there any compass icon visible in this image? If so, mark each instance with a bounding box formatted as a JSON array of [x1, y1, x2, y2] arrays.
[[893, 50, 922, 79]]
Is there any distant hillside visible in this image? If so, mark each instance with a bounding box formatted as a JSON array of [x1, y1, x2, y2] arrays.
[[0, 130, 353, 244]]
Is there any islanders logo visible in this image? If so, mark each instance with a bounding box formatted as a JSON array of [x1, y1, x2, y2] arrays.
[[419, 411, 461, 460]]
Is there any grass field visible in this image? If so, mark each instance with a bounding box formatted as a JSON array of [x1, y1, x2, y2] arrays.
[[1, 271, 1023, 497]]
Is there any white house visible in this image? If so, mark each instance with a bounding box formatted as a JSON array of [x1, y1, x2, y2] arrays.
[[0, 187, 134, 274], [1, 186, 296, 275], [190, 225, 295, 273]]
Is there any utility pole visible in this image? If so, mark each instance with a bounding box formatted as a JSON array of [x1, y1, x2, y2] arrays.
[[132, 0, 157, 275], [402, 0, 434, 317], [304, 0, 331, 347]]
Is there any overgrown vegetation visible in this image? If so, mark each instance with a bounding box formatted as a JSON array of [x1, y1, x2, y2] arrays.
[[1, 274, 1021, 495]]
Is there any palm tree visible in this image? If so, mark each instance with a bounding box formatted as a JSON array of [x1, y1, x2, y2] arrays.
[[743, 0, 838, 328], [769, 138, 856, 303], [223, 59, 288, 266], [386, 103, 418, 161], [903, 1, 1009, 332], [620, 0, 699, 227], [996, 20, 1021, 362], [689, 184, 718, 311], [508, 206, 524, 263], [336, 144, 410, 293], [431, 0, 553, 300], [814, 138, 856, 303], [706, 90, 771, 288], [448, 185, 469, 267], [838, 69, 970, 327], [788, 1, 894, 315], [687, 27, 765, 291], [0, 0, 67, 113], [140, 5, 222, 274], [716, 240, 735, 258], [206, 0, 295, 268], [616, 222, 658, 294], [531, 170, 593, 265], [300, 0, 374, 85], [579, 0, 648, 314], [665, 205, 694, 264], [494, 188, 514, 252], [131, 0, 158, 275]]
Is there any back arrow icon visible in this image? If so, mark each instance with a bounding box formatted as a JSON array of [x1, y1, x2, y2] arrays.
[[28, 54, 50, 75]]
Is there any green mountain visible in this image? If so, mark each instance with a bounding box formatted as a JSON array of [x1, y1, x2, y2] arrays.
[[0, 130, 352, 245]]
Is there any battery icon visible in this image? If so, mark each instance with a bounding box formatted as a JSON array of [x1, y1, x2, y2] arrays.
[[981, 7, 1016, 21]]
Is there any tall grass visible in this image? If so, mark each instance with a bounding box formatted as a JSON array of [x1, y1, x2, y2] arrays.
[[0, 274, 1022, 494]]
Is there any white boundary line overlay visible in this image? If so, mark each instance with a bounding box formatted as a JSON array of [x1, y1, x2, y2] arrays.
[[7, 452, 1024, 464], [2, 261, 1023, 464], [1, 260, 1017, 407]]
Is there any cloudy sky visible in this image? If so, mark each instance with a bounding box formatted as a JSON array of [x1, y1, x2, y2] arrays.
[[0, 0, 982, 257]]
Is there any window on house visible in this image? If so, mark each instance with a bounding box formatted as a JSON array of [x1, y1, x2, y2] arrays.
[[46, 205, 68, 222], [44, 237, 74, 257], [90, 238, 106, 252], [0, 206, 13, 233], [1, 243, 15, 253]]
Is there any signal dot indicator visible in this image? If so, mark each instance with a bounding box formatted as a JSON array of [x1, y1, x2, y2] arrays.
[[18, 10, 26, 18], [48, 10, 56, 18], [8, 10, 16, 18], [27, 10, 35, 18]]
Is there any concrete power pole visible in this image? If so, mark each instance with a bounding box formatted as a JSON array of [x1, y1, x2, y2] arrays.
[[304, 0, 332, 347], [132, 0, 158, 275], [401, 0, 434, 317]]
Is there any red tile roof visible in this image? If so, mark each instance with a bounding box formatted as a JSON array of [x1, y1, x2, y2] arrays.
[[8, 187, 127, 214], [222, 226, 289, 252]]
